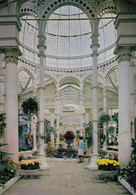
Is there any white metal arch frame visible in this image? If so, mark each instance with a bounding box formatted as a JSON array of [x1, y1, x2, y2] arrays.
[[17, 67, 35, 97]]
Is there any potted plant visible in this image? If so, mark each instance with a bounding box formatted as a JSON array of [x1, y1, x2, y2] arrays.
[[63, 131, 75, 150], [18, 159, 41, 170], [96, 158, 119, 179], [18, 158, 41, 175], [96, 158, 119, 171]]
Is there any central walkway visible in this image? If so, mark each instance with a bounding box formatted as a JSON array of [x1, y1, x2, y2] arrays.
[[3, 159, 130, 195]]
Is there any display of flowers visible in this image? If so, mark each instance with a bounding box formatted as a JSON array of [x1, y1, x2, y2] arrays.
[[63, 131, 75, 140], [18, 159, 41, 170], [0, 144, 17, 189], [96, 158, 119, 171]]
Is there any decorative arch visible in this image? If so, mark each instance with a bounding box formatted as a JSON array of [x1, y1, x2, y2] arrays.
[[59, 76, 80, 87], [44, 74, 57, 87], [105, 65, 118, 79], [37, 0, 98, 34], [82, 73, 103, 85], [17, 67, 35, 80], [20, 5, 39, 18], [40, 0, 96, 20], [105, 66, 118, 94], [98, 1, 117, 17], [17, 67, 35, 97]]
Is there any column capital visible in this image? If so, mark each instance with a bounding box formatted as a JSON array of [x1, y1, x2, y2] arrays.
[[3, 48, 21, 65], [91, 34, 100, 49], [117, 47, 132, 63], [38, 52, 45, 57], [37, 35, 46, 44], [37, 35, 46, 50]]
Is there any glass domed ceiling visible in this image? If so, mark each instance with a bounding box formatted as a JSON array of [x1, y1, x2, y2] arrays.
[[19, 6, 117, 68], [45, 5, 92, 68]]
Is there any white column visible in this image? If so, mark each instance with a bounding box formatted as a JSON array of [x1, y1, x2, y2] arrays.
[[88, 34, 99, 170], [0, 54, 5, 113], [0, 59, 5, 143], [56, 114, 60, 146], [37, 35, 48, 169], [50, 109, 55, 146], [85, 109, 90, 124], [0, 69, 4, 113], [117, 47, 131, 167], [103, 78, 107, 151], [80, 86, 84, 136], [33, 77, 37, 97], [55, 92, 60, 146], [31, 115, 37, 151], [130, 60, 135, 138], [4, 49, 20, 162]]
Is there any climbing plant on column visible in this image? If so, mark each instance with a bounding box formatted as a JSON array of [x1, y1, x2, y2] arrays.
[[0, 113, 6, 139]]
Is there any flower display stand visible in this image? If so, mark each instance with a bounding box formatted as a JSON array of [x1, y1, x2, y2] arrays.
[[118, 177, 136, 195], [0, 175, 22, 195], [97, 170, 117, 181], [20, 169, 40, 176]]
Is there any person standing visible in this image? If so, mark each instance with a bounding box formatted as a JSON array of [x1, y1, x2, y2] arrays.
[[78, 136, 84, 163]]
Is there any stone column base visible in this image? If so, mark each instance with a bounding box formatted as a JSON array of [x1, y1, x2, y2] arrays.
[[39, 155, 49, 170], [88, 154, 98, 170]]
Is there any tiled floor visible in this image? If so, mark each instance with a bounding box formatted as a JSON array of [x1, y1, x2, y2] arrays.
[[3, 158, 131, 195]]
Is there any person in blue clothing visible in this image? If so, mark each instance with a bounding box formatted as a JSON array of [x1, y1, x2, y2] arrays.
[[78, 136, 84, 163]]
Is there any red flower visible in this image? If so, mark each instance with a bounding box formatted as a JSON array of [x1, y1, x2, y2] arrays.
[[114, 154, 118, 158], [7, 161, 11, 164], [63, 131, 75, 139]]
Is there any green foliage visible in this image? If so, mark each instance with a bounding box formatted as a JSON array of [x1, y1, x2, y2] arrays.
[[118, 139, 136, 191], [99, 114, 111, 124], [85, 122, 93, 148], [0, 143, 17, 188], [18, 124, 23, 136], [108, 126, 114, 134], [111, 112, 118, 124], [0, 113, 6, 139], [111, 113, 118, 134], [22, 98, 38, 118], [46, 142, 56, 156]]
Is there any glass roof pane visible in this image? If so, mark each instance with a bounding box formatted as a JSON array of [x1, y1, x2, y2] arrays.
[[98, 13, 117, 63], [107, 68, 118, 93], [17, 70, 33, 95], [45, 5, 92, 68], [60, 84, 80, 105], [19, 8, 117, 68], [19, 15, 38, 51]]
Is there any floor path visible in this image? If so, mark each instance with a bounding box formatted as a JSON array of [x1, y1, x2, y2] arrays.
[[3, 158, 131, 195]]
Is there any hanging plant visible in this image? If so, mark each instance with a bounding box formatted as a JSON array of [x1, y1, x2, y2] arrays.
[[22, 98, 38, 118], [0, 113, 6, 139], [99, 114, 111, 124]]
